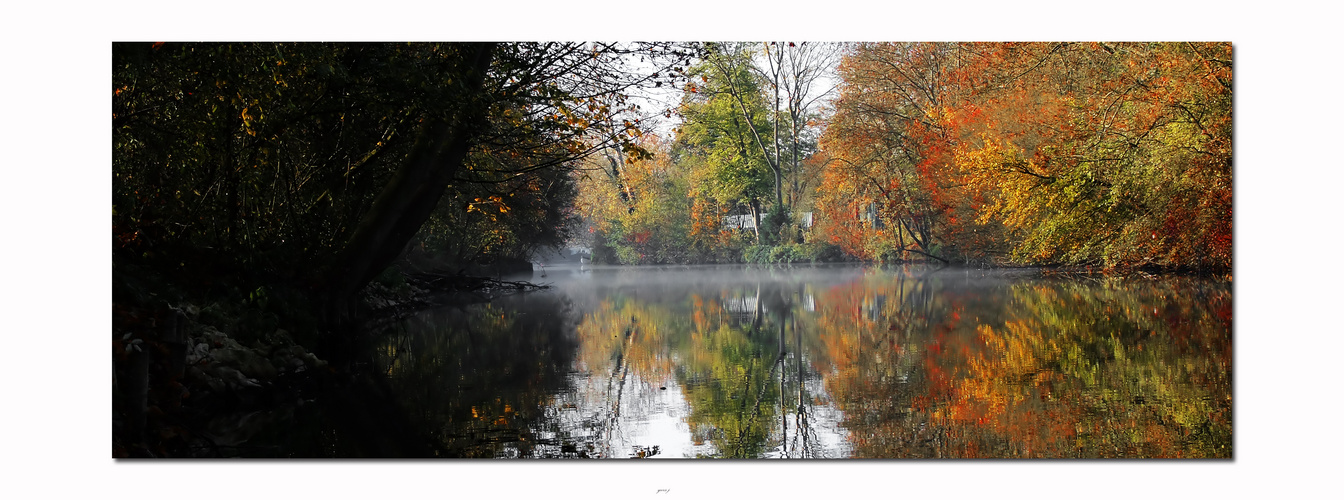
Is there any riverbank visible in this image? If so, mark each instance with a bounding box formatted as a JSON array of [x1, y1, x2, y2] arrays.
[[587, 237, 1231, 280], [112, 296, 331, 457]]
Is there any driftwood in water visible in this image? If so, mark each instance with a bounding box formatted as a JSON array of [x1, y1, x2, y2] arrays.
[[407, 270, 548, 296], [363, 270, 551, 322]]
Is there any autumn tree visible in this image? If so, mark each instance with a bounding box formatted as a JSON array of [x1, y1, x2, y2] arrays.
[[953, 42, 1232, 270], [815, 42, 1231, 270], [574, 135, 698, 264], [817, 42, 972, 262]]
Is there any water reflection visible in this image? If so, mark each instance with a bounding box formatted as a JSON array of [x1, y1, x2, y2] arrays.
[[369, 293, 586, 457], [370, 265, 1231, 458]]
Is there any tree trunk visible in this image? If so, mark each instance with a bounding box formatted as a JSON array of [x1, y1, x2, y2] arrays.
[[321, 42, 496, 326], [749, 198, 762, 242]]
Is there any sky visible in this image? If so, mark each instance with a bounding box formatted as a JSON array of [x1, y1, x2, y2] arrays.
[[621, 42, 843, 139], [3, 1, 1342, 498]]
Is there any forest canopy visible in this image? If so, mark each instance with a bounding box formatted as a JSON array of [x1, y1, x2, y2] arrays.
[[113, 41, 1231, 327], [817, 42, 1231, 270], [574, 42, 1231, 272]]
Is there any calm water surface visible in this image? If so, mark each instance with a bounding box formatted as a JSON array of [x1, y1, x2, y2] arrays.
[[358, 264, 1231, 458]]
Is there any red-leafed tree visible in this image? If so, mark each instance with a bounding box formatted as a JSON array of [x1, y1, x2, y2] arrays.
[[814, 42, 1231, 271]]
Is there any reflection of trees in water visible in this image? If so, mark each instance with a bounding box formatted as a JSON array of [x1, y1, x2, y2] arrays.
[[575, 290, 782, 458], [806, 269, 947, 456], [360, 267, 1229, 458], [371, 293, 591, 457], [777, 310, 827, 458], [808, 270, 1232, 458], [570, 277, 842, 458]]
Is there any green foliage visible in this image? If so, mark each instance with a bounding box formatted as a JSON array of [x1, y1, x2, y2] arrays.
[[590, 229, 621, 265], [759, 204, 791, 246], [568, 43, 842, 267], [811, 242, 849, 262], [742, 244, 771, 264], [864, 238, 905, 264], [678, 46, 775, 208], [742, 241, 844, 264], [678, 321, 782, 458]]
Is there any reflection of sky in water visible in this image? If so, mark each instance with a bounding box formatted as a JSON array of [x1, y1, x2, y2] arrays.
[[562, 364, 852, 458], [598, 374, 698, 459], [547, 365, 703, 458], [764, 376, 852, 459]]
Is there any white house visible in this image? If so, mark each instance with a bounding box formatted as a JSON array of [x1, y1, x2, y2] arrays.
[[722, 212, 813, 230], [723, 214, 757, 230]]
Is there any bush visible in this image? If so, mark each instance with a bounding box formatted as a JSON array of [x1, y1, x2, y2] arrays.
[[743, 244, 772, 264], [741, 242, 842, 265], [760, 205, 792, 246], [810, 242, 849, 263], [590, 229, 621, 264]]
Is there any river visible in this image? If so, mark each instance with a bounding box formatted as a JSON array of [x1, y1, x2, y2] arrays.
[[266, 264, 1233, 458]]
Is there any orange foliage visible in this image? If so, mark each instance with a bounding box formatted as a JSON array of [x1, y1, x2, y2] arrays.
[[815, 42, 1231, 270]]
